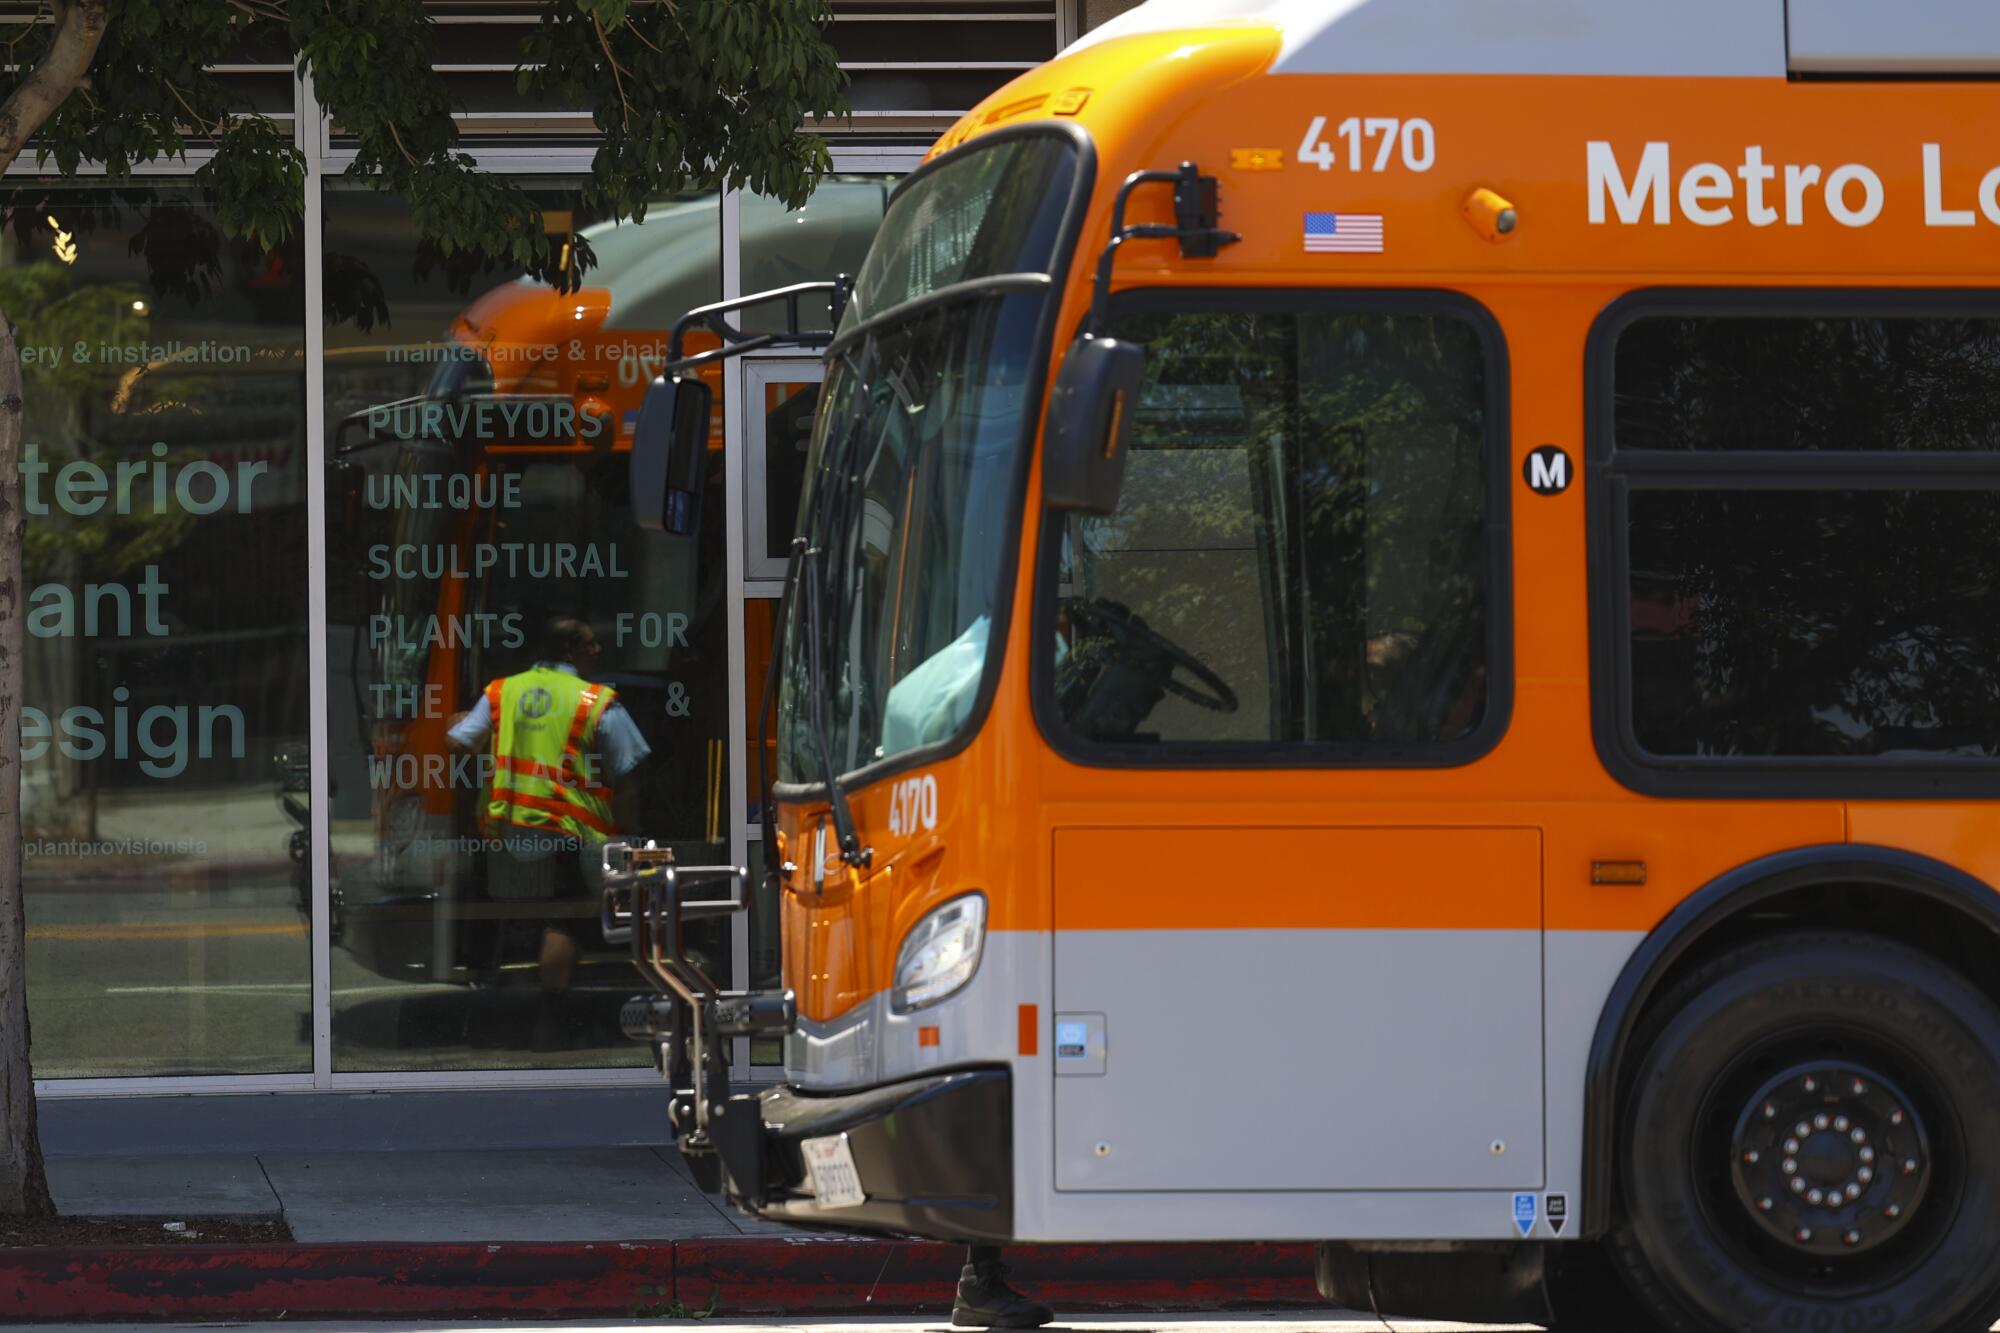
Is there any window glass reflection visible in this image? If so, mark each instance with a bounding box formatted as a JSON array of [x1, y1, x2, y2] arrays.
[[10, 187, 310, 1076], [752, 370, 821, 571], [740, 176, 892, 333], [1053, 306, 1491, 751], [1614, 313, 2000, 451], [323, 185, 729, 1071], [1610, 307, 2000, 775], [1628, 490, 2000, 760]]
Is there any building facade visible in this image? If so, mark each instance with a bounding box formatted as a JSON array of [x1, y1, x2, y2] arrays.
[[10, 0, 1134, 1144]]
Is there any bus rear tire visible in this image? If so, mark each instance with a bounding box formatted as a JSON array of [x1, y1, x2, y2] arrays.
[[1608, 931, 2000, 1333]]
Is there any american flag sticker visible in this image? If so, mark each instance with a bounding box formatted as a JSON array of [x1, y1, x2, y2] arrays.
[[1304, 211, 1385, 254]]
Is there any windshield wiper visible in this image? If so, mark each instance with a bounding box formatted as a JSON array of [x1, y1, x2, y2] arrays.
[[800, 540, 870, 869]]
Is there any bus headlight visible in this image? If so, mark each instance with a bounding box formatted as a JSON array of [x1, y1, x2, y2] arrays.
[[892, 893, 986, 1013]]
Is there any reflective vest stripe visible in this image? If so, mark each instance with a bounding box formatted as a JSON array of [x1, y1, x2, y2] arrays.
[[565, 687, 608, 760], [495, 788, 617, 837], [494, 753, 612, 801]]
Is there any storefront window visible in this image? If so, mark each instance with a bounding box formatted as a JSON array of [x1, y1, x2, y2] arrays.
[[322, 185, 730, 1071], [740, 175, 893, 333], [10, 185, 310, 1076]]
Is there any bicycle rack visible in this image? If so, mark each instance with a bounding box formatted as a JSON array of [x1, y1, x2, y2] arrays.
[[600, 839, 794, 1202]]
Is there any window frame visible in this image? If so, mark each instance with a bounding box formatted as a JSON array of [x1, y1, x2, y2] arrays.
[[1031, 286, 1515, 771], [742, 356, 826, 582], [1586, 286, 2000, 798]]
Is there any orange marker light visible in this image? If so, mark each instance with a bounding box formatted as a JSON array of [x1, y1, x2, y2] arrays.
[[918, 1026, 941, 1048], [1592, 861, 1649, 886], [1462, 187, 1519, 242], [1018, 1004, 1039, 1056], [1231, 148, 1285, 171]]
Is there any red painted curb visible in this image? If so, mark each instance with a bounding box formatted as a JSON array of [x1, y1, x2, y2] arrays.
[[679, 1237, 1324, 1315], [0, 1238, 1326, 1321], [0, 1242, 679, 1322]]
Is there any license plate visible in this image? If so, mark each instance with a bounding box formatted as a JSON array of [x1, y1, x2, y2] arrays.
[[801, 1133, 866, 1209]]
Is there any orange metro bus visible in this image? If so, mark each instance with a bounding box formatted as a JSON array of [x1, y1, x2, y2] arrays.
[[612, 3, 2000, 1328]]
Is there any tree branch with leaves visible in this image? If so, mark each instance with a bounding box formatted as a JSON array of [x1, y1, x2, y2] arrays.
[[0, 0, 844, 1218]]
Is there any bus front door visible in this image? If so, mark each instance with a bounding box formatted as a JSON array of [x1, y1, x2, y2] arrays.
[[1045, 298, 1535, 1196]]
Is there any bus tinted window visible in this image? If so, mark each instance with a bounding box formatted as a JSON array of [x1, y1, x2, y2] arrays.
[[1052, 304, 1492, 753], [1598, 296, 2000, 790], [1628, 490, 2000, 760], [840, 135, 1076, 329], [1615, 314, 2000, 451]]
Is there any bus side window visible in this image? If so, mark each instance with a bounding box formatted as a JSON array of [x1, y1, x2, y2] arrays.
[[1050, 298, 1499, 760], [1600, 302, 2000, 788]]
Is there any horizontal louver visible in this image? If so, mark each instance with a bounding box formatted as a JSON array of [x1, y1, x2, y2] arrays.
[[0, 2, 1061, 150], [0, 5, 296, 142], [409, 1, 1060, 143]]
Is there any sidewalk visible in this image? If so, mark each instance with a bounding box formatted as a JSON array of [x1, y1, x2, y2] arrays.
[[8, 1148, 1326, 1322], [47, 1145, 791, 1243]]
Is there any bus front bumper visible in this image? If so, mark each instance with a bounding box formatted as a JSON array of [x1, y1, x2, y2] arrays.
[[705, 1067, 1013, 1242]]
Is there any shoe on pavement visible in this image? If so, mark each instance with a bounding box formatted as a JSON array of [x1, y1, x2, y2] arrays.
[[952, 1260, 1054, 1328]]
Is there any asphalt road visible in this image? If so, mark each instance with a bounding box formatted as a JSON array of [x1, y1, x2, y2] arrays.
[[16, 1309, 2000, 1333]]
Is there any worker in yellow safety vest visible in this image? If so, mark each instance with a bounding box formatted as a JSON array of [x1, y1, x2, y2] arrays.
[[447, 616, 651, 1049]]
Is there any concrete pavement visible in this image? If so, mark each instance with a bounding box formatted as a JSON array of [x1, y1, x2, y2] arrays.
[[46, 1145, 786, 1242], [26, 1149, 1324, 1321]]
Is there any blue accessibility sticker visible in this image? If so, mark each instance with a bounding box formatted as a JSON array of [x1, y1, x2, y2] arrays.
[[1512, 1192, 1537, 1238]]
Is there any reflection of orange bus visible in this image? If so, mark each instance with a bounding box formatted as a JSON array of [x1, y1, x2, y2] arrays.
[[628, 6, 2000, 1330], [334, 190, 887, 985], [330, 212, 724, 983]]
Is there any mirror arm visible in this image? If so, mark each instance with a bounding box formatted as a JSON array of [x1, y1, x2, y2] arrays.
[[1085, 162, 1242, 335], [662, 275, 853, 372], [660, 331, 804, 376]]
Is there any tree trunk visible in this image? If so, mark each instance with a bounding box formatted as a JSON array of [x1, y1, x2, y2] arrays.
[[0, 0, 112, 1218], [0, 306, 50, 1219]]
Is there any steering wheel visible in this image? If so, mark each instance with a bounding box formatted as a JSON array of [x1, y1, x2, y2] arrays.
[[1067, 597, 1238, 714]]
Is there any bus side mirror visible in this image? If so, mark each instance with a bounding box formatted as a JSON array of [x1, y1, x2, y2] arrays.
[[1043, 335, 1143, 514], [631, 373, 713, 535]]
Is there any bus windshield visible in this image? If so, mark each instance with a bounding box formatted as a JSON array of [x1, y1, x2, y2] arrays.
[[775, 132, 1079, 787]]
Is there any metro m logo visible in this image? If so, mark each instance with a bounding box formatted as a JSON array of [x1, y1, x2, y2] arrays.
[[1524, 445, 1573, 495]]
